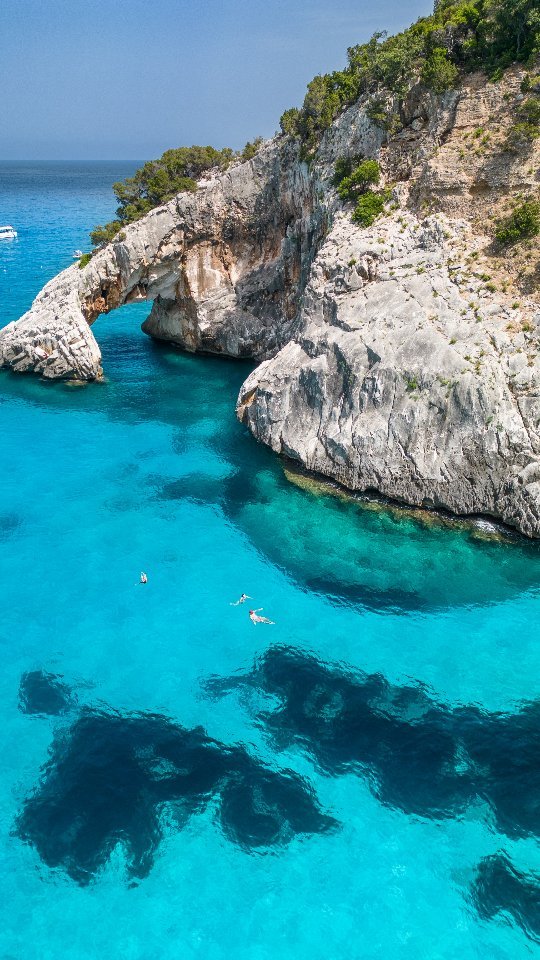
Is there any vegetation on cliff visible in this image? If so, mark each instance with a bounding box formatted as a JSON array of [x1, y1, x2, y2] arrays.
[[279, 0, 540, 152], [505, 93, 540, 148], [90, 146, 234, 246], [495, 199, 540, 244], [334, 158, 391, 226], [88, 0, 540, 248], [90, 139, 264, 247]]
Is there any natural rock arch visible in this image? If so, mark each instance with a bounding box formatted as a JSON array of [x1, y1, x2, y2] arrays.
[[0, 139, 325, 381]]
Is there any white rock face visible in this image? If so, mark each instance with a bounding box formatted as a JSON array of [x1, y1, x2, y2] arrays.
[[0, 266, 102, 379], [0, 138, 322, 378], [238, 211, 540, 537]]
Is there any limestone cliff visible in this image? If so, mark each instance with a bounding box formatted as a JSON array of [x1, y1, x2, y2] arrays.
[[2, 67, 540, 537]]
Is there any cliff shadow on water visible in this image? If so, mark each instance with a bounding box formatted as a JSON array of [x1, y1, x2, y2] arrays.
[[3, 301, 540, 614]]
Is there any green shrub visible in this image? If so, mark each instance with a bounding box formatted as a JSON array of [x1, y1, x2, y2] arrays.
[[506, 121, 540, 148], [241, 137, 263, 161], [279, 108, 301, 137], [89, 221, 123, 246], [353, 191, 389, 226], [78, 252, 93, 269], [365, 98, 402, 132], [333, 155, 363, 185], [521, 73, 540, 93], [519, 97, 540, 123], [365, 98, 388, 126], [420, 47, 459, 93], [506, 96, 540, 149], [495, 200, 540, 244], [90, 145, 234, 245], [279, 0, 540, 151], [337, 159, 381, 200], [334, 156, 389, 226]]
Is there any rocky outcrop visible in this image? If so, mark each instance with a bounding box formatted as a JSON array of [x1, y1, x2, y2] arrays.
[[2, 68, 540, 536], [0, 138, 324, 379], [0, 271, 102, 380], [238, 210, 540, 537]]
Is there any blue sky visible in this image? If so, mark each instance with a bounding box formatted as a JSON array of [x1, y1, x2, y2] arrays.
[[0, 0, 432, 160]]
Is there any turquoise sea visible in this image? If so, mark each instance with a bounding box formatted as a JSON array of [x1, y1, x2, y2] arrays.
[[2, 162, 540, 959]]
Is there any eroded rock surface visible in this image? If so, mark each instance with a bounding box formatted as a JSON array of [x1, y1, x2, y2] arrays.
[[238, 211, 540, 536], [0, 138, 323, 379]]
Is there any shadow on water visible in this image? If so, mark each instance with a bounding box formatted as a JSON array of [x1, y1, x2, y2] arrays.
[[16, 663, 540, 942], [3, 311, 540, 612], [151, 348, 540, 613], [0, 512, 22, 541], [16, 673, 336, 885], [205, 645, 540, 839]]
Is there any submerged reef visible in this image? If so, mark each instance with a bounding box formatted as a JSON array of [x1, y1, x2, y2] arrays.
[[473, 853, 540, 944], [206, 644, 540, 837], [206, 644, 540, 943], [15, 653, 540, 945], [19, 670, 74, 717], [16, 701, 336, 885]]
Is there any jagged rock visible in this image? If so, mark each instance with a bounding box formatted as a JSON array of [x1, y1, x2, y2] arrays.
[[0, 270, 102, 380], [238, 211, 540, 537], [0, 138, 325, 379]]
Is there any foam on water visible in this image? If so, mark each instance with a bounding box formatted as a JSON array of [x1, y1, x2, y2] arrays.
[[2, 163, 540, 959]]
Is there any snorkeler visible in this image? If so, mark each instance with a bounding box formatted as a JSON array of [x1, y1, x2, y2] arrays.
[[231, 593, 251, 605], [249, 608, 274, 625], [140, 572, 148, 584]]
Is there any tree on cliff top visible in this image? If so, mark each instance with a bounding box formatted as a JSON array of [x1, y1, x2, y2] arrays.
[[90, 0, 540, 245], [279, 0, 540, 153], [90, 140, 267, 247], [90, 145, 234, 246]]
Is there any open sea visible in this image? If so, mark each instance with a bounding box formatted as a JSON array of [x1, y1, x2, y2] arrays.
[[2, 161, 540, 959]]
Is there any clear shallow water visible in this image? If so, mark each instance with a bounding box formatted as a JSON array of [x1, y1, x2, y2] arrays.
[[1, 163, 540, 959]]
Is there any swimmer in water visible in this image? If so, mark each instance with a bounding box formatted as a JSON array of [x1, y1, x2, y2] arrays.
[[140, 572, 148, 584], [249, 608, 274, 625], [231, 593, 251, 605]]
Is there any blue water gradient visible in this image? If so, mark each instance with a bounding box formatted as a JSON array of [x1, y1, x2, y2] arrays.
[[1, 163, 540, 959]]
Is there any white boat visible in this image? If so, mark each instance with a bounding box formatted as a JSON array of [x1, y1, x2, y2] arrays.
[[0, 225, 17, 240], [73, 249, 83, 259]]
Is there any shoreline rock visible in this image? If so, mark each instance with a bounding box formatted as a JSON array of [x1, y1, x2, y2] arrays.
[[237, 209, 540, 538]]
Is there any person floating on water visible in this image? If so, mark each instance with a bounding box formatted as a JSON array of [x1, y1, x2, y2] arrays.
[[231, 593, 251, 605], [249, 608, 274, 625], [140, 572, 148, 584]]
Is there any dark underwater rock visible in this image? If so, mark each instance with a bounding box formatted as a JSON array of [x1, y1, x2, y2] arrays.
[[19, 670, 74, 716], [16, 706, 336, 885]]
